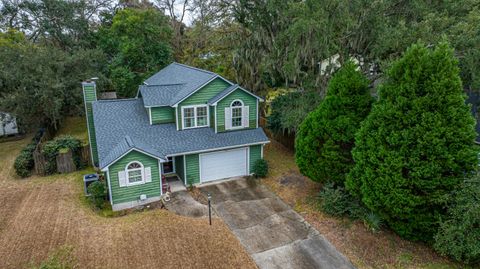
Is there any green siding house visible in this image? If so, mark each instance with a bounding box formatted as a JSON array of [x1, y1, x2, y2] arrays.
[[82, 63, 269, 211]]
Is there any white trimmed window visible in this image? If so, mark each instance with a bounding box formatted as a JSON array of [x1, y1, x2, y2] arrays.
[[231, 100, 243, 128], [126, 162, 144, 185], [182, 105, 209, 129], [118, 160, 152, 187], [225, 100, 249, 130]]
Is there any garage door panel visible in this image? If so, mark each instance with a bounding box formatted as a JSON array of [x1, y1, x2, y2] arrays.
[[200, 148, 248, 182]]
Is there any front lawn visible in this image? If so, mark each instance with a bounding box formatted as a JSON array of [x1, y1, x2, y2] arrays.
[[262, 140, 462, 269], [0, 137, 255, 269]]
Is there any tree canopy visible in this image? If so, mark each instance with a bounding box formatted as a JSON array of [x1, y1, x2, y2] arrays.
[[98, 8, 173, 97], [295, 62, 372, 185], [346, 42, 477, 241]]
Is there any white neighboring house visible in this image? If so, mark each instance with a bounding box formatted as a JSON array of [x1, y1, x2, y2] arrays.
[[0, 112, 19, 136]]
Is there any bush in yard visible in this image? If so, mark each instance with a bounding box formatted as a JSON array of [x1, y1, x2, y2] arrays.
[[318, 183, 366, 219], [13, 129, 47, 177], [434, 178, 480, 265], [295, 62, 372, 185], [252, 159, 268, 178], [346, 42, 478, 241], [14, 143, 36, 177], [87, 181, 106, 209]]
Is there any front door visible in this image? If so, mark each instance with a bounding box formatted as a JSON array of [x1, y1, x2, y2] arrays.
[[163, 157, 174, 174]]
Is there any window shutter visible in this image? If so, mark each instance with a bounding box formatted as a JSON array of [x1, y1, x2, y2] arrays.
[[118, 171, 127, 187], [225, 107, 232, 130], [145, 167, 152, 183], [242, 106, 249, 128]]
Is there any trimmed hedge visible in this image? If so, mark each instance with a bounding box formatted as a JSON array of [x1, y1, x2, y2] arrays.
[[252, 159, 269, 178]]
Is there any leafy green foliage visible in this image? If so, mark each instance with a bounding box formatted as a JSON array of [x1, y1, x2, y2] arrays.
[[318, 183, 366, 219], [0, 31, 108, 130], [346, 43, 478, 241], [434, 178, 480, 265], [42, 135, 82, 174], [232, 0, 480, 91], [87, 181, 106, 210], [295, 63, 372, 185], [14, 143, 36, 178], [98, 8, 173, 97], [267, 91, 321, 134], [252, 159, 269, 178], [14, 129, 45, 177]]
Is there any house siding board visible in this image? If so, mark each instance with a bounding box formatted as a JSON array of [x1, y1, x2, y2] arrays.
[[174, 155, 184, 180], [108, 150, 161, 204], [249, 145, 262, 172], [83, 85, 99, 165], [185, 154, 200, 185], [217, 89, 257, 132], [151, 107, 175, 124], [177, 78, 230, 130]]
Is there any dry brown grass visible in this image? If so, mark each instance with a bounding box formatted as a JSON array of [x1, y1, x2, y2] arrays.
[[0, 137, 256, 269], [262, 141, 462, 269]]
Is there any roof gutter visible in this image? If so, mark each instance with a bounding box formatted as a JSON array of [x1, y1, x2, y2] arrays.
[[165, 141, 270, 157]]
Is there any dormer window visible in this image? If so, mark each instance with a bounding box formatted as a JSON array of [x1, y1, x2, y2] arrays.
[[182, 105, 209, 129], [225, 100, 249, 130], [231, 100, 243, 128]]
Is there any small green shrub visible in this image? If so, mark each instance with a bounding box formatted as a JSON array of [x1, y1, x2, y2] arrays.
[[434, 178, 480, 265], [87, 181, 106, 209], [252, 159, 269, 178], [14, 143, 36, 177], [318, 183, 366, 219], [363, 211, 383, 233]]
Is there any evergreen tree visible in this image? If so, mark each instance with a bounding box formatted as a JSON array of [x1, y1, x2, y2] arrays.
[[346, 43, 477, 241], [295, 62, 372, 185]]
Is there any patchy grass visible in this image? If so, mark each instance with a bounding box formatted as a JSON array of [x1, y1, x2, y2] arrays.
[[262, 140, 463, 269], [30, 245, 77, 269], [55, 117, 88, 143], [0, 137, 256, 269]]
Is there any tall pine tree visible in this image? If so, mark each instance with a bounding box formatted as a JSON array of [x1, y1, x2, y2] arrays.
[[346, 43, 477, 241], [295, 62, 372, 185]]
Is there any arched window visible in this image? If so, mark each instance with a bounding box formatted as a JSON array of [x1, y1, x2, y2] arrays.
[[126, 161, 144, 184], [231, 100, 244, 128]]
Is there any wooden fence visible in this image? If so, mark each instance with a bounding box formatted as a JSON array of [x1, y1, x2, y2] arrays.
[[32, 129, 91, 175], [33, 130, 52, 176]]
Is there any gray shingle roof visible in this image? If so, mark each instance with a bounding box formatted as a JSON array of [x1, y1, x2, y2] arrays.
[[139, 84, 185, 107], [143, 62, 232, 106], [92, 99, 269, 169], [208, 84, 239, 105]]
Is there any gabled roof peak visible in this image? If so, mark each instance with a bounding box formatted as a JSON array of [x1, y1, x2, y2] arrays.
[[170, 62, 216, 75]]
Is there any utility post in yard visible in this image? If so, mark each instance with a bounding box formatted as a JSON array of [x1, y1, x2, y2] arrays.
[[207, 193, 212, 225]]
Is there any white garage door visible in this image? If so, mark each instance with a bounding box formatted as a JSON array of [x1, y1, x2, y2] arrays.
[[200, 147, 248, 183]]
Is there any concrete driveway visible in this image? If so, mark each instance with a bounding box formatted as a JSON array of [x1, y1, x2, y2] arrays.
[[199, 178, 355, 269]]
